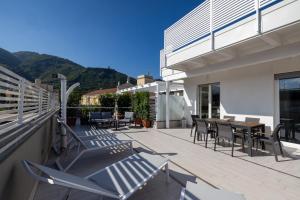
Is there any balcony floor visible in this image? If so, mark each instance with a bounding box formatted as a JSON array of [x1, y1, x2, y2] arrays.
[[34, 125, 300, 200]]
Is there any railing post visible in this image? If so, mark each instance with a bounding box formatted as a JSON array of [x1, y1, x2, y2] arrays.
[[256, 0, 261, 34], [47, 92, 51, 111], [210, 0, 215, 51], [17, 79, 25, 124], [38, 88, 42, 115]]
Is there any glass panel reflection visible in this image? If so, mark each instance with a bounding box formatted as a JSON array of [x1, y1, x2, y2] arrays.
[[279, 77, 300, 144], [211, 83, 220, 119], [199, 85, 209, 119]]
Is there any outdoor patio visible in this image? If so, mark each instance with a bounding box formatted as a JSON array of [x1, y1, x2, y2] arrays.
[[33, 124, 300, 200]]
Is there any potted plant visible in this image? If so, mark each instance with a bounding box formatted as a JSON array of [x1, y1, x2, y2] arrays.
[[132, 92, 142, 126], [134, 92, 151, 128]]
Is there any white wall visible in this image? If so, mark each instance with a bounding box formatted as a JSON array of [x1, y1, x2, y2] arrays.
[[183, 57, 300, 130], [157, 94, 184, 121]]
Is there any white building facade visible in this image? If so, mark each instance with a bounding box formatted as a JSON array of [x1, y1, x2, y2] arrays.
[[161, 0, 300, 144]]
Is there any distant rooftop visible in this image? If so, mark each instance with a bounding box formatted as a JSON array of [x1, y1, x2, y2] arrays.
[[83, 88, 117, 96]]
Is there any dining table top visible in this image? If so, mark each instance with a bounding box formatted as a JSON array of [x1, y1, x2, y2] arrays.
[[205, 118, 265, 129]]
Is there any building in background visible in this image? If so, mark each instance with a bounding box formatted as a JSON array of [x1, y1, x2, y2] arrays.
[[117, 76, 135, 92], [80, 88, 117, 105], [137, 74, 154, 86]]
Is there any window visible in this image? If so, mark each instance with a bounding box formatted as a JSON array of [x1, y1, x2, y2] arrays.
[[198, 83, 220, 119]]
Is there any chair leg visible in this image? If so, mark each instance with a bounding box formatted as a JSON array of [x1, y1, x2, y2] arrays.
[[190, 126, 193, 137], [249, 137, 253, 157], [205, 133, 208, 148], [165, 163, 170, 183], [272, 142, 279, 162], [231, 140, 234, 157], [278, 141, 285, 157], [242, 137, 245, 153], [193, 130, 197, 144], [214, 137, 217, 151]]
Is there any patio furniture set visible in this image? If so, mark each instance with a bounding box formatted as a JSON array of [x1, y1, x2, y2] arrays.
[[191, 115, 285, 161], [21, 116, 246, 199], [89, 111, 135, 130]]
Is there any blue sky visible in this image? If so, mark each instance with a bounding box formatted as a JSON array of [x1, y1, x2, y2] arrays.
[[0, 0, 202, 78]]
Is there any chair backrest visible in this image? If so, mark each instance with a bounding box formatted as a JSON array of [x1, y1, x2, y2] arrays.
[[223, 115, 235, 121], [124, 112, 134, 120], [22, 160, 119, 198], [191, 115, 200, 126], [245, 117, 260, 123], [195, 119, 207, 134], [101, 112, 112, 119], [273, 124, 284, 142], [191, 115, 199, 122], [90, 112, 102, 119], [216, 122, 234, 140]]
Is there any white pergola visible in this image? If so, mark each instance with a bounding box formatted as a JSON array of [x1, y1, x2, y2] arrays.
[[118, 81, 184, 128]]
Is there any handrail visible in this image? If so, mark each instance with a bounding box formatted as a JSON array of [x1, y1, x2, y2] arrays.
[[0, 65, 59, 135]]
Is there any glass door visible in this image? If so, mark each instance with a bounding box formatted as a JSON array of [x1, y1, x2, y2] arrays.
[[279, 77, 300, 144], [199, 85, 209, 118], [199, 83, 220, 119], [211, 83, 220, 118]]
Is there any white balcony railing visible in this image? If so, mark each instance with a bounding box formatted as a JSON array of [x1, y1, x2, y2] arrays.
[[0, 65, 59, 134], [164, 0, 283, 54]]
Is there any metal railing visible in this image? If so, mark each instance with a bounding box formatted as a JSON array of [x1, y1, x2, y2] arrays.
[[164, 0, 283, 54], [0, 65, 59, 134]]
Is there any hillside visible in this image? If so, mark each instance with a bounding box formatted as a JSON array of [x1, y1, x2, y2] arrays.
[[0, 48, 135, 92]]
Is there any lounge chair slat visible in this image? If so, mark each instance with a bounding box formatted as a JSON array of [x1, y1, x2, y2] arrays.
[[88, 152, 168, 198], [56, 119, 133, 171]]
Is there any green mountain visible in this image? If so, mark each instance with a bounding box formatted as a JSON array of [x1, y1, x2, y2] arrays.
[[0, 48, 136, 92]]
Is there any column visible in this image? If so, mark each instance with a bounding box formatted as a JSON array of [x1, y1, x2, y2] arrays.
[[60, 78, 67, 150], [166, 81, 170, 129]]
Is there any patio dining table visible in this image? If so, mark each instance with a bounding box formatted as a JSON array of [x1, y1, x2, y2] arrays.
[[206, 118, 265, 156]]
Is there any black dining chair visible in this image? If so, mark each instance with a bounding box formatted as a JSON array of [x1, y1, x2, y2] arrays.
[[215, 122, 244, 157], [190, 115, 199, 137], [257, 124, 285, 162], [195, 119, 216, 148]]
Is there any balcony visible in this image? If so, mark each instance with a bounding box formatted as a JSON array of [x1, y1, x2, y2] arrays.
[[161, 0, 300, 74]]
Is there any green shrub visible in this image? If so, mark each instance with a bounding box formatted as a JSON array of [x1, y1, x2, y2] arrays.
[[98, 93, 133, 114], [98, 93, 117, 112], [132, 92, 150, 120], [117, 92, 132, 114]]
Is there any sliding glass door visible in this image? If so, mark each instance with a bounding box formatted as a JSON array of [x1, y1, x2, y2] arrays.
[[279, 77, 300, 144], [199, 83, 220, 119]]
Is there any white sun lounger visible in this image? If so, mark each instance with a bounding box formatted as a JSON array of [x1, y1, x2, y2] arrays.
[[22, 152, 169, 200], [57, 121, 133, 171], [57, 117, 116, 139], [180, 181, 246, 200]]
